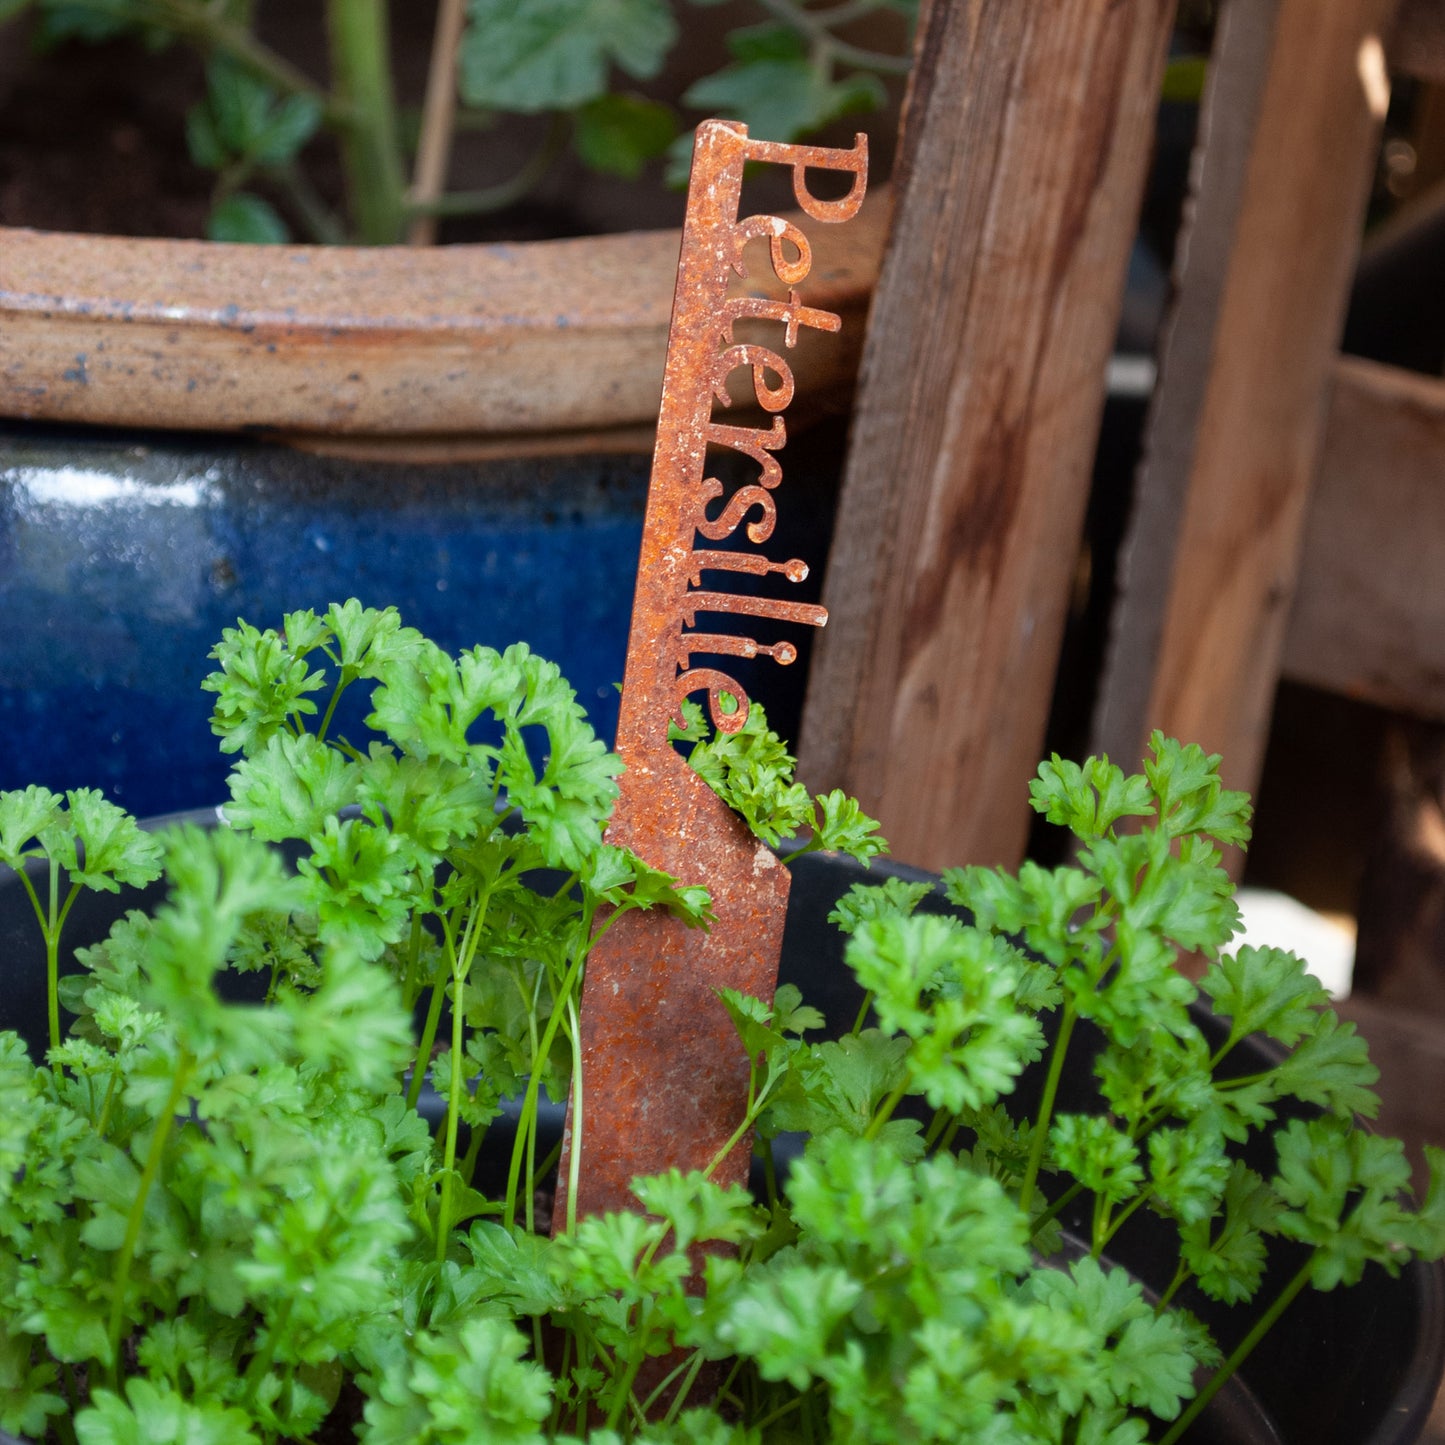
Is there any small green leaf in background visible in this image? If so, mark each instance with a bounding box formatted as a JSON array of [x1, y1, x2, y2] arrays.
[[460, 0, 677, 113], [77, 1377, 255, 1445], [0, 0, 34, 21], [188, 58, 321, 170], [0, 784, 63, 869], [32, 0, 146, 47], [682, 24, 886, 147], [207, 193, 289, 245], [812, 788, 888, 863], [573, 93, 676, 179], [57, 789, 164, 893], [826, 875, 934, 935]]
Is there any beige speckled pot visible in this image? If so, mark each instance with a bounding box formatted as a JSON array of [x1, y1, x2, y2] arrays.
[[0, 197, 884, 457]]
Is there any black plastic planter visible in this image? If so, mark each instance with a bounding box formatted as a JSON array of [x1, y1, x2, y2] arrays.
[[1, 838, 1441, 1445], [781, 852, 1445, 1445]]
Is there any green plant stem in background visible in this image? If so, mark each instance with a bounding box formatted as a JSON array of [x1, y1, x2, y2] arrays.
[[436, 961, 467, 1262], [407, 967, 447, 1113], [504, 942, 586, 1232], [325, 0, 406, 243], [147, 0, 341, 118], [564, 994, 584, 1237], [756, 0, 912, 73], [407, 116, 568, 221], [407, 0, 468, 245], [272, 160, 347, 246], [15, 858, 80, 1052], [1018, 1002, 1077, 1216], [106, 1048, 193, 1385], [1159, 1255, 1315, 1445]]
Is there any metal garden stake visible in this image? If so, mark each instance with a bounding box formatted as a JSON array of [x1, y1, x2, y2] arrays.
[[558, 119, 868, 1223]]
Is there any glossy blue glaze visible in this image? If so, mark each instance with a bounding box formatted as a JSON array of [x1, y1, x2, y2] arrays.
[[0, 425, 651, 816]]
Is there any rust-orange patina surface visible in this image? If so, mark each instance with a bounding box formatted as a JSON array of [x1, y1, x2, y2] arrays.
[[558, 119, 868, 1223]]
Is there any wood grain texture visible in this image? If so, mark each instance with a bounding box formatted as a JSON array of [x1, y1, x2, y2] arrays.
[[1094, 0, 1398, 801], [1092, 0, 1280, 767], [799, 0, 1176, 870], [0, 195, 885, 439], [1282, 357, 1445, 719]]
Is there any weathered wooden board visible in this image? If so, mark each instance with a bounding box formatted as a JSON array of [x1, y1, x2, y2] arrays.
[[1282, 357, 1445, 719], [0, 195, 885, 441], [1092, 0, 1281, 771], [799, 0, 1177, 870], [1093, 0, 1398, 804]]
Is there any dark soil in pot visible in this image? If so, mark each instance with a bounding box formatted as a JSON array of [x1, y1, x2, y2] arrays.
[[1, 837, 1440, 1445]]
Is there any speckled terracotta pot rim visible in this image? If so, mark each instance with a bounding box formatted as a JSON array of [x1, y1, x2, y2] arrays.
[[0, 200, 883, 450]]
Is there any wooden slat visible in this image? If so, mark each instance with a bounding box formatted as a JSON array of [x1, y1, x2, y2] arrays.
[[0, 196, 886, 439], [1092, 0, 1398, 803], [1282, 356, 1445, 719], [798, 0, 1178, 870]]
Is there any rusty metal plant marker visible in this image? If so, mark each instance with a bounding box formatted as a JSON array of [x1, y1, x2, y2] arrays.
[[558, 120, 868, 1223]]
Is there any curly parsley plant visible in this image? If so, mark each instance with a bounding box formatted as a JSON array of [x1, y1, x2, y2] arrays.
[[0, 603, 1441, 1445]]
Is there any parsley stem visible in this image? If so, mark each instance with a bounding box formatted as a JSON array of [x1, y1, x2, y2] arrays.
[[459, 1110, 489, 1185], [108, 1048, 193, 1386], [402, 910, 425, 1010], [408, 903, 459, 1110], [406, 969, 447, 1112], [526, 1135, 563, 1195], [1019, 1003, 1078, 1217], [314, 670, 353, 744], [1158, 1254, 1314, 1445], [436, 963, 466, 1261], [505, 939, 588, 1232], [604, 1342, 648, 1430], [923, 1105, 953, 1150], [637, 1345, 705, 1421], [937, 1115, 966, 1154], [761, 1137, 781, 1209], [705, 1090, 769, 1178], [46, 857, 61, 1052], [863, 1077, 910, 1140], [96, 1064, 123, 1138], [564, 995, 584, 1236], [1030, 1180, 1084, 1239], [1157, 1258, 1191, 1310], [437, 888, 492, 1256], [1091, 1191, 1109, 1255], [850, 989, 874, 1036], [1099, 1187, 1153, 1253], [752, 1381, 825, 1431], [54, 1378, 79, 1445], [47, 877, 84, 1049]]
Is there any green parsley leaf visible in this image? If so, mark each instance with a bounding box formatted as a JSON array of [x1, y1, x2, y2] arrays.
[[77, 1377, 255, 1445], [826, 875, 934, 935], [1029, 754, 1154, 841], [1201, 944, 1332, 1049], [202, 619, 327, 756]]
